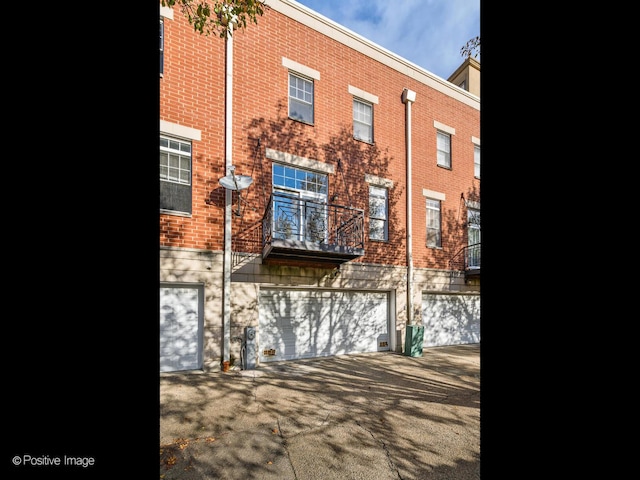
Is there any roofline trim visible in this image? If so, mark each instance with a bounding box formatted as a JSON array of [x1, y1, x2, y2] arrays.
[[272, 0, 479, 110]]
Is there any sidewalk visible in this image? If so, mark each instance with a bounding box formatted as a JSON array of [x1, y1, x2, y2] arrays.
[[160, 344, 480, 480]]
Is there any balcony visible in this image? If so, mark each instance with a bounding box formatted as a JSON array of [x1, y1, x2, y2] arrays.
[[262, 193, 365, 267], [449, 243, 481, 279]]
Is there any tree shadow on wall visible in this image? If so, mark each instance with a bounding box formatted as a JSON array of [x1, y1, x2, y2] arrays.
[[231, 99, 405, 265]]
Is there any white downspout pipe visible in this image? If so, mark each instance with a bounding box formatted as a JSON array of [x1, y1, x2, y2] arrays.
[[222, 16, 236, 369], [401, 88, 416, 326]]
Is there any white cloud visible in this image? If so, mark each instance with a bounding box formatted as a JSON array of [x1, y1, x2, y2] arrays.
[[293, 0, 480, 79]]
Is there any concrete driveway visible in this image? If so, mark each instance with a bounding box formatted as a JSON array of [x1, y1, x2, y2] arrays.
[[160, 344, 480, 480]]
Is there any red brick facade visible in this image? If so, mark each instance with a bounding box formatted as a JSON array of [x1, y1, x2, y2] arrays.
[[160, 3, 479, 271]]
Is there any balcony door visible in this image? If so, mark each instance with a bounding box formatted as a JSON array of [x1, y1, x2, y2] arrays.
[[467, 208, 480, 268], [272, 163, 328, 243]]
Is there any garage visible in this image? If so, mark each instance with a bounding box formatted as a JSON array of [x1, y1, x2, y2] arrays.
[[160, 284, 204, 372], [258, 289, 390, 363], [421, 293, 480, 347]]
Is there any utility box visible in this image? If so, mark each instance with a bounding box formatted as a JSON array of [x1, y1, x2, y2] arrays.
[[404, 324, 424, 357]]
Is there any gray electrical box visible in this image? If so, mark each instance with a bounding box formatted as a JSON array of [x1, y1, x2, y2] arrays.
[[244, 326, 257, 370]]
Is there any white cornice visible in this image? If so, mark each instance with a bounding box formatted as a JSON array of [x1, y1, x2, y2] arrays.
[[271, 0, 479, 110]]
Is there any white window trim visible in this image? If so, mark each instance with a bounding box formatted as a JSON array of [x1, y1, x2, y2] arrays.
[[433, 120, 455, 136], [160, 120, 201, 141], [365, 174, 393, 189], [353, 98, 373, 143], [348, 85, 379, 104], [422, 189, 445, 201], [425, 197, 442, 248], [435, 130, 452, 168], [472, 136, 480, 146], [265, 148, 334, 175], [473, 144, 480, 178], [282, 57, 320, 80], [160, 135, 192, 186], [368, 185, 388, 241]]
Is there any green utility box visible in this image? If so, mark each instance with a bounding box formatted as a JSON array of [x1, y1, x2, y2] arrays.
[[404, 324, 424, 357]]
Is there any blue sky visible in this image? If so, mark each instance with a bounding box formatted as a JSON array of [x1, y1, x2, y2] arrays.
[[291, 0, 480, 80]]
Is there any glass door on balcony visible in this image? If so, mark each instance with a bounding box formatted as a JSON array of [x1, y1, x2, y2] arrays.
[[467, 208, 480, 268], [272, 163, 328, 243], [301, 191, 327, 243]]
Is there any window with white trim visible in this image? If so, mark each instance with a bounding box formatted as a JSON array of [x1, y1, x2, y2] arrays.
[[272, 163, 327, 242], [288, 73, 314, 124], [474, 145, 480, 178], [160, 135, 192, 214], [437, 131, 451, 168], [160, 18, 164, 76], [353, 98, 373, 143], [426, 198, 442, 248], [369, 186, 388, 241]]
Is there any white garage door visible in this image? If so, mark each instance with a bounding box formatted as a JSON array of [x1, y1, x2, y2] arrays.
[[259, 289, 390, 363], [421, 293, 480, 347], [160, 285, 203, 372]]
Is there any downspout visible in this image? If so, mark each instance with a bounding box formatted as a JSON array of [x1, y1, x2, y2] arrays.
[[222, 14, 237, 369], [401, 88, 416, 326]]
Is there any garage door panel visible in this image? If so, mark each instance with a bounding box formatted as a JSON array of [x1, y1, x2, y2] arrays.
[[422, 293, 480, 347], [160, 286, 203, 372], [259, 289, 389, 362]]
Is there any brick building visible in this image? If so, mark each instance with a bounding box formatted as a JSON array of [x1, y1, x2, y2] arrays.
[[160, 0, 480, 372]]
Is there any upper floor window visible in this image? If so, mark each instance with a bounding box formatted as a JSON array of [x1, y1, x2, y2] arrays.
[[289, 73, 314, 124], [160, 136, 191, 184], [436, 131, 451, 168], [369, 186, 388, 241], [353, 99, 373, 143], [272, 163, 328, 242], [273, 163, 327, 195], [474, 145, 480, 178], [160, 18, 164, 76], [160, 135, 192, 214], [426, 198, 442, 248], [458, 80, 466, 90]]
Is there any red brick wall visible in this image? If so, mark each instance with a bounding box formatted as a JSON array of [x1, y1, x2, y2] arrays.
[[160, 6, 480, 270], [160, 10, 226, 251]]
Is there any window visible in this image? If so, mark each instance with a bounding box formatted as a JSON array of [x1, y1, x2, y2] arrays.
[[458, 80, 466, 90], [474, 145, 480, 178], [369, 186, 388, 241], [160, 19, 164, 76], [467, 207, 481, 268], [353, 99, 373, 143], [160, 135, 192, 214], [289, 73, 314, 124], [426, 199, 442, 248], [272, 164, 327, 242], [436, 131, 451, 168]]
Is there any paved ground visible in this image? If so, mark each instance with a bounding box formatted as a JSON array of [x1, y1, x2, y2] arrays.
[[160, 344, 480, 480]]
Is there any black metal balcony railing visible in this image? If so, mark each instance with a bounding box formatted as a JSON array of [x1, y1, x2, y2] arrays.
[[262, 193, 365, 264], [449, 243, 481, 277]]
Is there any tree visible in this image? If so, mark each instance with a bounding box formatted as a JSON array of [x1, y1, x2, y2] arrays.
[[161, 0, 266, 38], [460, 36, 480, 59]]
